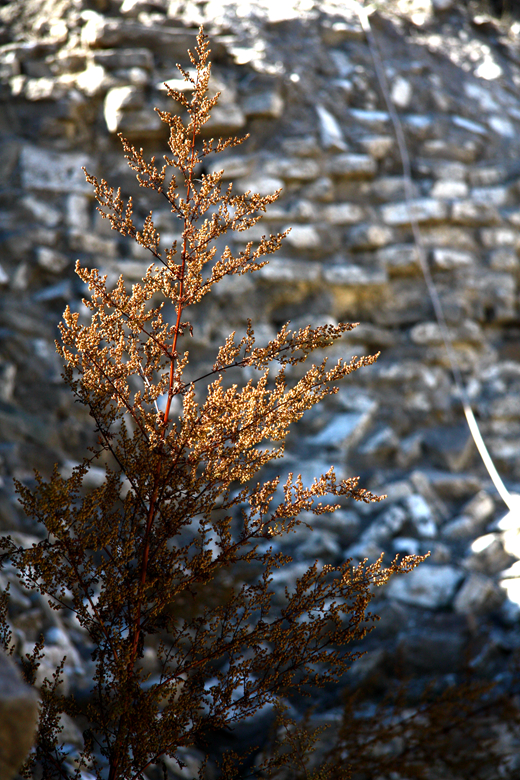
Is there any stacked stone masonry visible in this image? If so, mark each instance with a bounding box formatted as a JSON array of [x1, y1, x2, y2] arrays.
[[3, 0, 520, 777]]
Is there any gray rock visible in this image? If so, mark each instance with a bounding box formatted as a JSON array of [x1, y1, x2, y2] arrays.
[[326, 154, 376, 180], [311, 409, 374, 450], [397, 627, 466, 673], [381, 198, 448, 226], [386, 564, 464, 609], [283, 225, 321, 250], [431, 247, 475, 270], [316, 105, 347, 152], [20, 146, 92, 194], [358, 135, 395, 160], [323, 264, 387, 287], [0, 651, 38, 780], [242, 89, 284, 119], [320, 203, 366, 225], [345, 223, 394, 250], [451, 200, 502, 226], [423, 425, 475, 472], [405, 494, 437, 538], [377, 243, 420, 276], [298, 529, 341, 562], [453, 573, 505, 614], [465, 533, 512, 575]]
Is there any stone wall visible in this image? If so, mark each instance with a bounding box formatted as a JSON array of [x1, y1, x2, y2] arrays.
[[3, 0, 520, 776]]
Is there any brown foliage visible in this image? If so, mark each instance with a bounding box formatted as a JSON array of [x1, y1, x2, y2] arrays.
[[0, 28, 423, 780]]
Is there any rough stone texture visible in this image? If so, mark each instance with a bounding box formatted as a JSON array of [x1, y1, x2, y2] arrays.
[[386, 564, 464, 609], [0, 650, 38, 779]]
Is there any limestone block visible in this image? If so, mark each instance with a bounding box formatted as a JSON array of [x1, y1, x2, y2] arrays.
[[452, 115, 487, 135], [311, 509, 360, 544], [393, 537, 421, 556], [421, 225, 477, 249], [412, 319, 483, 349], [204, 103, 245, 135], [468, 271, 516, 322], [22, 196, 61, 228], [433, 161, 468, 181], [357, 426, 399, 464], [451, 200, 501, 226], [323, 264, 387, 287], [298, 529, 341, 563], [326, 154, 376, 179], [20, 146, 92, 194], [74, 62, 114, 97], [66, 194, 90, 233], [242, 89, 283, 119], [443, 515, 485, 540], [489, 115, 515, 138], [306, 176, 335, 202], [471, 186, 509, 206], [371, 176, 419, 201], [489, 249, 519, 271], [82, 14, 196, 58], [0, 651, 38, 780], [480, 228, 519, 249], [490, 396, 520, 419], [104, 86, 164, 135], [70, 233, 118, 258], [465, 533, 511, 575], [264, 157, 320, 181], [316, 105, 347, 152], [35, 247, 69, 273], [320, 16, 365, 44], [311, 409, 374, 450], [348, 108, 390, 129], [209, 155, 253, 180], [454, 573, 504, 614], [404, 114, 434, 138], [391, 76, 412, 108], [430, 180, 469, 199], [257, 258, 321, 284], [405, 494, 437, 538], [469, 165, 506, 187], [236, 176, 283, 197], [282, 136, 320, 157], [377, 243, 419, 276], [381, 198, 448, 226], [92, 48, 154, 71], [427, 471, 483, 501], [424, 425, 474, 472], [463, 491, 495, 524], [386, 564, 464, 609], [320, 203, 365, 225], [431, 247, 475, 270], [346, 223, 394, 250], [358, 135, 395, 160], [363, 505, 407, 545], [283, 225, 320, 250], [422, 139, 479, 163], [23, 77, 68, 101], [345, 538, 388, 563]]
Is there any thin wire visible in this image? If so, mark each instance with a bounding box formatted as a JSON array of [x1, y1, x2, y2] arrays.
[[348, 1, 516, 511]]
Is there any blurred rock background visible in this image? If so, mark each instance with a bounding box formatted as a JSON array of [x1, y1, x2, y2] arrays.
[[3, 0, 520, 777]]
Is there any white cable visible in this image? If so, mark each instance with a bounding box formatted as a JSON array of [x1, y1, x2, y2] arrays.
[[347, 0, 518, 513]]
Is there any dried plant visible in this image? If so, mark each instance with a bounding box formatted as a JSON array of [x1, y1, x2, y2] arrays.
[[0, 28, 423, 780]]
